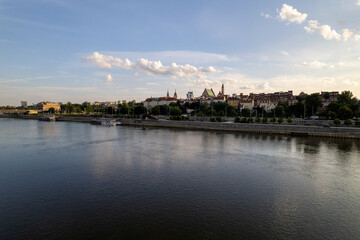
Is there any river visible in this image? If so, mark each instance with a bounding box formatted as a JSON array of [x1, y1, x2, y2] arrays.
[[0, 118, 360, 239]]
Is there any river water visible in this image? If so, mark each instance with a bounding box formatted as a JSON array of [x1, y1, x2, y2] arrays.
[[0, 118, 360, 239]]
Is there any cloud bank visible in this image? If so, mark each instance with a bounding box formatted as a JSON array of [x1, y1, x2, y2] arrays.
[[83, 52, 220, 79]]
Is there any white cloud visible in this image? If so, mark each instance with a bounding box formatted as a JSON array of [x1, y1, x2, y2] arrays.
[[105, 74, 113, 82], [277, 4, 307, 24], [354, 34, 360, 41], [357, 0, 360, 6], [304, 20, 341, 41], [83, 52, 220, 79], [261, 12, 272, 19], [102, 50, 234, 65], [342, 29, 354, 42], [295, 60, 327, 68], [281, 51, 289, 56]]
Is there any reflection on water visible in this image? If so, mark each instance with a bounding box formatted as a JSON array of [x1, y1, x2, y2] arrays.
[[0, 118, 360, 239]]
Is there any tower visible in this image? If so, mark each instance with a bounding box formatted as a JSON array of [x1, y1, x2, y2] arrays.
[[174, 89, 177, 99], [221, 84, 224, 96], [167, 89, 169, 98]]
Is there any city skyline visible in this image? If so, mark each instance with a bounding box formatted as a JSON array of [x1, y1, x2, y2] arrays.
[[1, 0, 360, 105]]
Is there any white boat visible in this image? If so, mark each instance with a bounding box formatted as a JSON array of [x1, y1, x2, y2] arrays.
[[101, 118, 116, 126]]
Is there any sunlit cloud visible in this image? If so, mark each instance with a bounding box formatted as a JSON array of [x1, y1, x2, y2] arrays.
[[277, 4, 307, 24], [82, 52, 221, 79]]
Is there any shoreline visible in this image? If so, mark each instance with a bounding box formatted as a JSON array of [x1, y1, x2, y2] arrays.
[[120, 119, 360, 140], [1, 114, 360, 140]]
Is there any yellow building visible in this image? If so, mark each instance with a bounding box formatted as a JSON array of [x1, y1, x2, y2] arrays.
[[36, 102, 61, 112]]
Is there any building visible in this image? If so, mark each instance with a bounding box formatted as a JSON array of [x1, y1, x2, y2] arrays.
[[36, 102, 61, 112], [143, 90, 178, 109], [240, 98, 255, 110], [144, 97, 178, 108], [201, 88, 216, 98], [213, 96, 226, 103], [21, 101, 27, 107], [227, 97, 240, 108], [186, 90, 194, 99]]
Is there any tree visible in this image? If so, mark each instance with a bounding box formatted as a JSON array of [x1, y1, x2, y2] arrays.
[[151, 106, 161, 115], [226, 106, 238, 117], [65, 102, 74, 113], [159, 105, 169, 115], [241, 108, 250, 117], [293, 102, 304, 118], [119, 106, 129, 115], [81, 101, 93, 113], [169, 102, 178, 107], [207, 108, 217, 116], [328, 111, 336, 120], [305, 93, 322, 116], [337, 105, 353, 120], [275, 105, 285, 117], [170, 106, 182, 116], [323, 92, 330, 100], [134, 105, 147, 115], [337, 91, 354, 105]]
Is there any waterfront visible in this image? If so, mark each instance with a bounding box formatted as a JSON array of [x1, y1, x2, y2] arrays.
[[1, 118, 360, 239]]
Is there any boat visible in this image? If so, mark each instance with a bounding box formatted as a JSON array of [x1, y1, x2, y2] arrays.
[[39, 114, 56, 121], [101, 118, 116, 126]]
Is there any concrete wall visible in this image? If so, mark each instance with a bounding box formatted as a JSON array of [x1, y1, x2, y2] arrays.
[[120, 119, 360, 139]]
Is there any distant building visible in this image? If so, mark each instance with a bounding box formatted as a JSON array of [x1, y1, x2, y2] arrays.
[[36, 102, 61, 112], [227, 97, 240, 108], [21, 101, 27, 107], [201, 88, 215, 98], [213, 96, 226, 103], [144, 90, 178, 108], [186, 91, 194, 99]]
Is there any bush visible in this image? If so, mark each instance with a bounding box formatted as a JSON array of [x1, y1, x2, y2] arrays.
[[328, 111, 336, 120], [216, 116, 222, 122], [247, 118, 253, 123], [240, 117, 247, 123], [255, 117, 261, 123], [334, 118, 341, 125], [234, 117, 240, 123], [262, 118, 268, 124], [287, 118, 292, 123], [344, 119, 352, 126], [355, 120, 360, 126], [181, 116, 189, 121], [270, 117, 276, 123], [278, 118, 283, 124], [210, 117, 216, 122]]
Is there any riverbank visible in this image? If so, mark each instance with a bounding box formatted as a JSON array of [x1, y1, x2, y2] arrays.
[[2, 114, 360, 139], [0, 114, 93, 123], [120, 119, 360, 140]]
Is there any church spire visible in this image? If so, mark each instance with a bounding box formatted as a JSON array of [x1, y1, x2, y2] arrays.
[[167, 89, 169, 98], [174, 89, 177, 99]]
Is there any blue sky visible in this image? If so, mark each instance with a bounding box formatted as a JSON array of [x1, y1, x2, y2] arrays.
[[1, 0, 360, 105]]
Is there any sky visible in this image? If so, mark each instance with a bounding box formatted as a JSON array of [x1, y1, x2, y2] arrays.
[[0, 0, 360, 105]]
